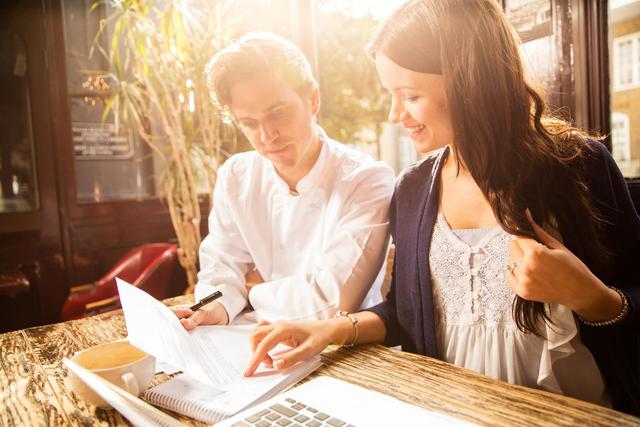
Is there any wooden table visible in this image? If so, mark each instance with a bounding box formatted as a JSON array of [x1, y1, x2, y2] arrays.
[[1, 296, 638, 427]]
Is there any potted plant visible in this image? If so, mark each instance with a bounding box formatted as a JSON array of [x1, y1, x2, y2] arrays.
[[90, 0, 238, 292]]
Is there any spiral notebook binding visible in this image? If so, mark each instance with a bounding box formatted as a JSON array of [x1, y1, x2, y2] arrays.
[[144, 387, 228, 424]]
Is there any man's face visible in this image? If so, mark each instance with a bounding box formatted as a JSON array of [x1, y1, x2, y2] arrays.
[[229, 72, 320, 176]]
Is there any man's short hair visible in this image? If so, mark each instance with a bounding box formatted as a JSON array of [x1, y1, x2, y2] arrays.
[[205, 32, 318, 111]]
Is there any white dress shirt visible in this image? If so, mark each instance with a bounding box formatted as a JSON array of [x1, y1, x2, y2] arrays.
[[195, 129, 395, 323]]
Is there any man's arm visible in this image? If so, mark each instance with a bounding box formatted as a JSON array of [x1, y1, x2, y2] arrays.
[[193, 162, 254, 323], [248, 165, 395, 321]]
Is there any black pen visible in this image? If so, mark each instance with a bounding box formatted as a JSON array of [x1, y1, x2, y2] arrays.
[[189, 291, 223, 311]]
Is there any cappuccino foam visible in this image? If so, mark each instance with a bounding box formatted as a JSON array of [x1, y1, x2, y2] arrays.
[[75, 340, 147, 370]]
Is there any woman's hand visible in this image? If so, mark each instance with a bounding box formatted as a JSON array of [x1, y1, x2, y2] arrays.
[[506, 211, 622, 321], [244, 319, 341, 377]]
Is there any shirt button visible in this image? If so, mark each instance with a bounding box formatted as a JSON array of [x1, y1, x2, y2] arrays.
[[472, 290, 480, 300], [473, 313, 480, 322], [470, 268, 479, 277], [470, 247, 480, 254]]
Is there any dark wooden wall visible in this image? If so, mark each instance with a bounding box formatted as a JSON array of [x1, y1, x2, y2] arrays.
[[0, 0, 190, 332]]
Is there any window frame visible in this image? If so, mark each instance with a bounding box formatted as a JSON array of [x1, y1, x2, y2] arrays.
[[611, 111, 631, 163], [613, 31, 640, 91]]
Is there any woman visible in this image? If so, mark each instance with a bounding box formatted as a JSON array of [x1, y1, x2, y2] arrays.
[[244, 0, 640, 414]]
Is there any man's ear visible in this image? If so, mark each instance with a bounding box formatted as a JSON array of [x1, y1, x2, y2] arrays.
[[310, 86, 320, 116]]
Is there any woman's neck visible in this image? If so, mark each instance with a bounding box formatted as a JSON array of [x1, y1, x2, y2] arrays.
[[442, 146, 471, 179], [440, 146, 497, 229]]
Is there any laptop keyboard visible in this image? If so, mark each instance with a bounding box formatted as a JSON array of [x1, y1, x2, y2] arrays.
[[231, 397, 355, 427]]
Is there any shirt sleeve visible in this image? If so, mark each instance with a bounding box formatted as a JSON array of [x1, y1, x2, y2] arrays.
[[248, 164, 395, 321], [194, 162, 253, 323]]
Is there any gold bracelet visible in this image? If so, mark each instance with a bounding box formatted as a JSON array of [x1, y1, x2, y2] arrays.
[[577, 287, 629, 327], [335, 311, 359, 347]]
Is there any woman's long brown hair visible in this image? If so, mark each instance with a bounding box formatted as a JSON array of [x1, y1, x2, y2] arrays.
[[369, 0, 608, 335]]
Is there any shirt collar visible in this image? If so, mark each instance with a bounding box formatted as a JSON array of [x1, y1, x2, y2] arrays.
[[296, 127, 329, 194], [268, 126, 329, 196]]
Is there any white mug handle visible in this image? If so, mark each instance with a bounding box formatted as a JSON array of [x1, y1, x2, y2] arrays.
[[120, 372, 140, 396]]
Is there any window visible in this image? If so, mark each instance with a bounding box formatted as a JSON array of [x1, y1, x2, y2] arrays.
[[62, 1, 158, 203], [613, 32, 640, 91], [610, 1, 640, 178], [612, 112, 631, 163], [0, 32, 39, 213]]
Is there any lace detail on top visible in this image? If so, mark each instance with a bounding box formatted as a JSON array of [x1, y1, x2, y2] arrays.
[[428, 211, 610, 405], [430, 211, 516, 327]]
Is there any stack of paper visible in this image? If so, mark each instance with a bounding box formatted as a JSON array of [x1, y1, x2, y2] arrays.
[[115, 278, 321, 423]]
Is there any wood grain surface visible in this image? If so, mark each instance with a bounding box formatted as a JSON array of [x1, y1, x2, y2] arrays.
[[1, 295, 638, 426]]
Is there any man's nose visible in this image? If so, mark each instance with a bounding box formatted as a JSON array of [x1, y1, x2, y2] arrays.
[[259, 124, 279, 144]]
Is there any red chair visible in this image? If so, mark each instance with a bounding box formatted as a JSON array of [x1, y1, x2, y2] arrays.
[[60, 243, 178, 321]]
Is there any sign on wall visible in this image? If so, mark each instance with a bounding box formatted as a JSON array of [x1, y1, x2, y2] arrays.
[[72, 122, 133, 159]]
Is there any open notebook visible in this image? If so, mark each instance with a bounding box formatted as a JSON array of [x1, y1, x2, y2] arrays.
[[143, 359, 320, 424], [115, 278, 321, 424]]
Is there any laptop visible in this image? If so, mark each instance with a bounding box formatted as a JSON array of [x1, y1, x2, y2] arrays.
[[217, 376, 476, 427]]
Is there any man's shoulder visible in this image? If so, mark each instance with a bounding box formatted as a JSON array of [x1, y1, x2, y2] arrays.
[[214, 151, 266, 199], [219, 151, 262, 179], [326, 138, 394, 180]]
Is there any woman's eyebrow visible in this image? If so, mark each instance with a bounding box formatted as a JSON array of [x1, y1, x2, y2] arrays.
[[391, 85, 421, 92]]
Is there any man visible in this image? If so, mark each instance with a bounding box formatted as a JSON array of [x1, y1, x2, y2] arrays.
[[174, 32, 395, 329]]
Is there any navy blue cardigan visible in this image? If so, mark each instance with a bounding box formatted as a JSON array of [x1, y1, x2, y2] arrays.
[[367, 142, 640, 415]]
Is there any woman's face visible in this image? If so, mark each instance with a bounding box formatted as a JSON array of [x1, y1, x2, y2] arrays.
[[375, 52, 454, 154]]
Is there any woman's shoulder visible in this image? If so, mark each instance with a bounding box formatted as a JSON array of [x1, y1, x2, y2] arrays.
[[576, 138, 621, 185], [396, 147, 447, 191], [582, 138, 612, 163], [570, 138, 635, 218]]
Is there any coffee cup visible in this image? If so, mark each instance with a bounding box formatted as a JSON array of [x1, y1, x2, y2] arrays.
[[67, 339, 155, 407]]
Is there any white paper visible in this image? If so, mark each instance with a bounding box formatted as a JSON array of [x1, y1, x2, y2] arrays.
[[155, 360, 181, 375], [116, 278, 305, 389]]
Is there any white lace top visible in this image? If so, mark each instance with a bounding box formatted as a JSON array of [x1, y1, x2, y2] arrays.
[[430, 211, 610, 406]]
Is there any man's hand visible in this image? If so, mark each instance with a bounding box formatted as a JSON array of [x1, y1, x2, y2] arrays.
[[171, 301, 229, 330], [245, 270, 265, 295]]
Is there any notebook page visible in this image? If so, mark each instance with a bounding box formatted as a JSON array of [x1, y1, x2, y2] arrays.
[[144, 356, 322, 423], [213, 355, 323, 413], [143, 374, 228, 424], [189, 324, 254, 378]]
